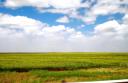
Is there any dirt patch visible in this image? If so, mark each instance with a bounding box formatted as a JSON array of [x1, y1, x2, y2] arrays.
[[0, 72, 40, 83], [0, 67, 69, 72], [0, 68, 29, 72], [0, 67, 77, 72]]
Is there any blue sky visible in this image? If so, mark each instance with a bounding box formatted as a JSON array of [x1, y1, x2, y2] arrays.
[[0, 0, 128, 52], [0, 5, 124, 30]]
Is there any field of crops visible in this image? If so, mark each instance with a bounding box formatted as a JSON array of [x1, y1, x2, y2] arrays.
[[0, 52, 128, 83]]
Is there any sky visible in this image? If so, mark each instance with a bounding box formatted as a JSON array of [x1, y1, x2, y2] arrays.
[[0, 0, 128, 52]]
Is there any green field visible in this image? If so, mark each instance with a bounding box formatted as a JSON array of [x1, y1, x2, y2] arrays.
[[0, 52, 128, 83]]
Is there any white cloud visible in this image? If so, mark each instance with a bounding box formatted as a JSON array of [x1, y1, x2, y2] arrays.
[[72, 0, 128, 24], [48, 0, 81, 9], [4, 0, 82, 9], [56, 16, 69, 23], [123, 14, 128, 24], [94, 19, 128, 39], [3, 0, 128, 24], [4, 0, 50, 8], [0, 13, 86, 52], [0, 13, 128, 52], [0, 13, 46, 35], [74, 0, 128, 24], [95, 20, 120, 34], [91, 0, 128, 15], [3, 0, 93, 23], [39, 8, 74, 14]]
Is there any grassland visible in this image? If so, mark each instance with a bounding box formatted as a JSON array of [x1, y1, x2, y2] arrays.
[[0, 52, 128, 83]]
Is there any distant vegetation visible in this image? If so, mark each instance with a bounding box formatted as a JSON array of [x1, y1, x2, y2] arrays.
[[0, 52, 128, 83]]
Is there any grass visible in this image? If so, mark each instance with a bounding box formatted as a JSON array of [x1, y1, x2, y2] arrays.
[[0, 52, 128, 83]]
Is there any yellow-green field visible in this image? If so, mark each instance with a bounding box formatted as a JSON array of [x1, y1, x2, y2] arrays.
[[0, 52, 128, 83]]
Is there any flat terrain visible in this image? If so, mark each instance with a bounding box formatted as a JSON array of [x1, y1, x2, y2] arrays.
[[0, 52, 128, 83]]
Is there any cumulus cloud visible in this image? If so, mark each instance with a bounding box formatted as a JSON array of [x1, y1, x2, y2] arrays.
[[0, 13, 128, 52], [4, 0, 50, 8], [48, 0, 81, 9], [2, 0, 128, 24], [3, 0, 92, 23], [0, 13, 46, 35], [78, 0, 128, 23], [56, 16, 69, 23], [91, 0, 128, 15], [94, 14, 128, 38], [0, 13, 85, 52], [123, 14, 128, 24], [76, 0, 128, 24], [3, 0, 82, 9], [94, 20, 121, 36]]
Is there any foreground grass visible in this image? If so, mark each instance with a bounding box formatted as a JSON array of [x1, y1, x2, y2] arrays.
[[0, 52, 128, 83]]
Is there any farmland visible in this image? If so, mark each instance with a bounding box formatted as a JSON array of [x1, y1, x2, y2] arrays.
[[0, 52, 128, 83]]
